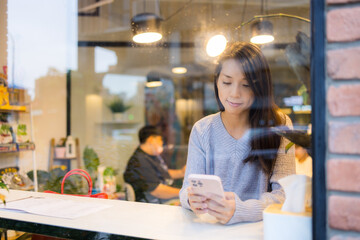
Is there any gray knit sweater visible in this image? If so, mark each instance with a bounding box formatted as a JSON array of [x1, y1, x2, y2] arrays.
[[179, 112, 295, 224]]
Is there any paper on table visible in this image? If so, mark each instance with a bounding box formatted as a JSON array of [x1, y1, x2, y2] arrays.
[[0, 196, 111, 219]]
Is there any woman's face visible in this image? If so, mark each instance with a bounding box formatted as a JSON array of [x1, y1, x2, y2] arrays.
[[217, 59, 255, 116]]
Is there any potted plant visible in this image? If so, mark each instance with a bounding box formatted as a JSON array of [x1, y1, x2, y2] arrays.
[[83, 146, 100, 182], [0, 176, 8, 204], [107, 96, 132, 121], [0, 123, 12, 144], [54, 138, 66, 158], [97, 166, 117, 194], [15, 124, 29, 143]]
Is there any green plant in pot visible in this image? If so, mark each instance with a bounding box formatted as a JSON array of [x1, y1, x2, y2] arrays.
[[83, 146, 100, 182], [108, 96, 132, 121], [0, 176, 8, 204], [27, 168, 88, 194]]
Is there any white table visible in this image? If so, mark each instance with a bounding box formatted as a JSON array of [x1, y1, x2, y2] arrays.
[[0, 189, 263, 239]]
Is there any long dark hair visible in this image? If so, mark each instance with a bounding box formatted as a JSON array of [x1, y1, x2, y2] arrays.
[[214, 42, 284, 175]]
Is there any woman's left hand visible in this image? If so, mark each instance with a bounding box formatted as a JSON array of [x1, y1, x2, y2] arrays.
[[206, 192, 236, 224]]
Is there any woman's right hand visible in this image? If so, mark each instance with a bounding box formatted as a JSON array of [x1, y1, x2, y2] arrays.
[[187, 186, 208, 215]]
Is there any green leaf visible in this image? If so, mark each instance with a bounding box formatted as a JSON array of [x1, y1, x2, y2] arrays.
[[107, 96, 132, 113], [0, 124, 11, 135], [285, 142, 295, 153], [0, 182, 8, 190], [83, 146, 100, 173], [103, 167, 115, 176], [17, 124, 27, 136]]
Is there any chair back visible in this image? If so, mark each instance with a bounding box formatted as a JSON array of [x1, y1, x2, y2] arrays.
[[124, 183, 135, 201]]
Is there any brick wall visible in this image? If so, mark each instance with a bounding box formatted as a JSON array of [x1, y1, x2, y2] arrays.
[[326, 0, 360, 239]]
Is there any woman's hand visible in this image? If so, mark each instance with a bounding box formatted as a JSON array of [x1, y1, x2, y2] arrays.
[[187, 186, 208, 215], [206, 192, 236, 224]]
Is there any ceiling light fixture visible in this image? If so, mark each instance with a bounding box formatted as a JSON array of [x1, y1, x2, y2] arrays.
[[236, 13, 310, 44], [130, 0, 194, 44], [206, 34, 228, 57], [172, 67, 187, 74], [146, 72, 163, 88], [131, 12, 163, 44], [250, 19, 274, 44], [146, 80, 163, 88]]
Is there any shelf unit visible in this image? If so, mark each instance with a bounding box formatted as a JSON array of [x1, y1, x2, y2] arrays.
[[0, 103, 38, 191], [49, 138, 81, 171], [0, 104, 35, 153], [0, 142, 35, 153]]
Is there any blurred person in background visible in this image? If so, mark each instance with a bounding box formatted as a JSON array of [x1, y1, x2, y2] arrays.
[[124, 125, 186, 204]]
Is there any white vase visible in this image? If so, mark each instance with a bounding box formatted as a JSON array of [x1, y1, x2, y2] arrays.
[[55, 147, 66, 158]]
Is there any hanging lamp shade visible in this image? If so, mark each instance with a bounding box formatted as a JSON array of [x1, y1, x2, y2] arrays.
[[250, 20, 274, 44], [131, 13, 163, 43], [146, 71, 163, 88]]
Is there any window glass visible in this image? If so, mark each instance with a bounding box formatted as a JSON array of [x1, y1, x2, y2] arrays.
[[3, 0, 311, 207]]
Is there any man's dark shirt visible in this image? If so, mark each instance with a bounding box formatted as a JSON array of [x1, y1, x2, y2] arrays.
[[123, 147, 171, 202]]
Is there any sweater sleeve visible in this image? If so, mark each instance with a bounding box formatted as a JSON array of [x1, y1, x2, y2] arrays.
[[227, 116, 296, 224], [179, 123, 207, 209]]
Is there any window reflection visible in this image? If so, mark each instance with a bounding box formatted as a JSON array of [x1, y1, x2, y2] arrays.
[[3, 0, 311, 204], [73, 0, 311, 199]]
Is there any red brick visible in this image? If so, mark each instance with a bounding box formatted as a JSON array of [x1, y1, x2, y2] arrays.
[[329, 196, 360, 232], [328, 0, 360, 4], [327, 159, 360, 192], [327, 47, 360, 79], [328, 122, 360, 154], [327, 85, 360, 116], [327, 7, 360, 42]]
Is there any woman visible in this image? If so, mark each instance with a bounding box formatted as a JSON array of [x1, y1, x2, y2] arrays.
[[179, 42, 295, 224]]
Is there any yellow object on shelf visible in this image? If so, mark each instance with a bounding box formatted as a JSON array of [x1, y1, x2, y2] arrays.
[[0, 85, 10, 107], [0, 86, 26, 112], [0, 105, 27, 112]]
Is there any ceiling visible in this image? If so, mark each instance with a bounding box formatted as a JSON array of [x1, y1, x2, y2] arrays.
[[76, 0, 310, 87], [78, 0, 310, 42]]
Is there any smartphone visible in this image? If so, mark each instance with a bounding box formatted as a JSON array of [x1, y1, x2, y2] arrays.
[[188, 174, 225, 199]]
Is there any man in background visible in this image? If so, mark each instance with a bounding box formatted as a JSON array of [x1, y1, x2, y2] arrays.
[[123, 126, 185, 203], [295, 144, 312, 178]]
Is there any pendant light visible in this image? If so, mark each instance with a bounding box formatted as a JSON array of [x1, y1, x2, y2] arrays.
[[206, 34, 228, 57], [205, 3, 227, 57], [131, 12, 163, 43], [131, 1, 163, 44], [250, 0, 274, 44], [250, 19, 274, 44], [146, 71, 163, 88], [172, 67, 187, 74]]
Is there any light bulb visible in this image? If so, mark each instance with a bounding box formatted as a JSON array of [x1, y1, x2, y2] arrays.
[[250, 35, 274, 44], [172, 67, 187, 74], [206, 35, 227, 57], [146, 81, 163, 88], [133, 32, 162, 43]]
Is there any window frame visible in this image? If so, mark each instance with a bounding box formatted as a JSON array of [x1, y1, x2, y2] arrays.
[[310, 0, 327, 239]]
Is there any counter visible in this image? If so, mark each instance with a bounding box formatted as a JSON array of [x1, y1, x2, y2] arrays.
[[0, 189, 263, 239]]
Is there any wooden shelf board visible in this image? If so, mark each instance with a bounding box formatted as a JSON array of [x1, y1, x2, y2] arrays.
[[0, 105, 27, 112], [0, 142, 35, 153]]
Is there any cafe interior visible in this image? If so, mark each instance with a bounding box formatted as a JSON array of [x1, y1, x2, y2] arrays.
[[0, 0, 312, 239]]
